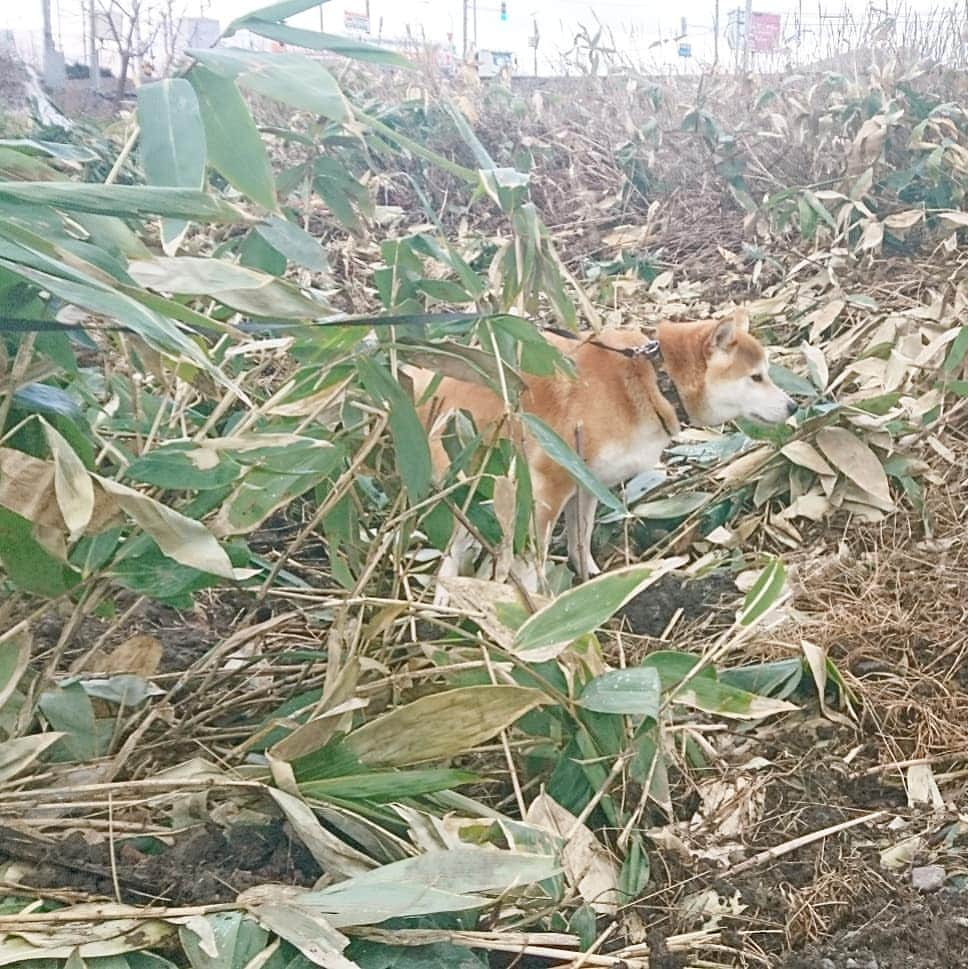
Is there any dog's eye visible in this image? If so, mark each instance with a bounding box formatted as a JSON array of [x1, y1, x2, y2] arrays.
[[751, 373, 764, 383]]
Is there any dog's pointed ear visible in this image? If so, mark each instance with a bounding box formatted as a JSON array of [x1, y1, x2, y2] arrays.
[[733, 306, 750, 332], [708, 317, 737, 354]]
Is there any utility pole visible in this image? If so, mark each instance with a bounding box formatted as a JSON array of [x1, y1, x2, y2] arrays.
[[319, 2, 324, 31], [713, 0, 720, 70], [742, 0, 753, 72], [530, 15, 539, 75], [462, 0, 468, 56], [41, 0, 54, 55], [41, 0, 54, 77], [88, 0, 101, 94]]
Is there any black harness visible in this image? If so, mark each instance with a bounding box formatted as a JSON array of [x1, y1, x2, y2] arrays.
[[545, 327, 691, 435]]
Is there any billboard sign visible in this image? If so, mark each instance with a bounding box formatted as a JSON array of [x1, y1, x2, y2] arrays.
[[344, 11, 371, 33], [749, 12, 781, 51]]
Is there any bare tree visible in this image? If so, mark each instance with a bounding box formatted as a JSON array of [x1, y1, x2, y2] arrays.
[[92, 0, 168, 100], [157, 0, 192, 75]]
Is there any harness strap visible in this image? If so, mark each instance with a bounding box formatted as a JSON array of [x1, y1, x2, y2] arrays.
[[544, 327, 691, 434]]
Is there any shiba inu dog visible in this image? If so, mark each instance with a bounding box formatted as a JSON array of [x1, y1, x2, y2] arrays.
[[412, 309, 796, 594]]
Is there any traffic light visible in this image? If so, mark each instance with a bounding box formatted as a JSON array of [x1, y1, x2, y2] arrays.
[[500, 1, 507, 20]]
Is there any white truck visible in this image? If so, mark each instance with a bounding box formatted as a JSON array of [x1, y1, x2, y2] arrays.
[[476, 49, 516, 78]]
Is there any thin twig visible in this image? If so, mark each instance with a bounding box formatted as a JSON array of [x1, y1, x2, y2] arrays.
[[722, 810, 889, 878]]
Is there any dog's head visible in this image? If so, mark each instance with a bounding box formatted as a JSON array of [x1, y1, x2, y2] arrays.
[[659, 310, 797, 427]]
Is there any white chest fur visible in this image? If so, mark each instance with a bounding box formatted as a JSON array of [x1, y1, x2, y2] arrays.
[[589, 426, 669, 488]]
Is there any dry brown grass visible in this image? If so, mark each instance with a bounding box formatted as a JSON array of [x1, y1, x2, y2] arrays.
[[779, 434, 968, 759]]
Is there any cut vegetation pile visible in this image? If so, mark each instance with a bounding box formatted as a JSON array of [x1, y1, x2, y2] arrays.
[[0, 4, 966, 967]]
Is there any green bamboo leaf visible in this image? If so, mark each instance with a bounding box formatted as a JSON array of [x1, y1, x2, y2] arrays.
[[299, 768, 478, 802], [0, 146, 60, 180], [12, 383, 82, 419], [411, 233, 486, 298], [671, 676, 797, 720], [397, 339, 523, 392], [314, 159, 369, 233], [125, 443, 242, 491], [111, 539, 223, 607], [357, 111, 477, 182], [129, 255, 279, 294], [128, 256, 327, 318], [227, 0, 328, 31], [632, 492, 712, 519], [356, 357, 433, 502], [0, 260, 219, 375], [120, 284, 237, 336], [240, 226, 288, 275], [738, 558, 787, 626], [578, 667, 661, 717], [137, 79, 207, 253], [309, 846, 557, 920], [37, 683, 104, 760], [514, 561, 680, 656], [239, 21, 412, 67], [349, 942, 488, 969], [189, 48, 348, 121], [345, 686, 546, 767], [211, 439, 345, 536], [639, 650, 798, 718], [0, 223, 125, 291], [0, 182, 245, 222], [520, 413, 624, 513], [415, 278, 473, 302], [189, 65, 276, 211], [0, 507, 80, 598], [179, 913, 269, 969], [73, 212, 152, 260], [0, 138, 99, 163], [445, 101, 496, 169], [255, 215, 328, 272], [640, 650, 714, 690], [720, 658, 803, 700], [943, 325, 968, 373], [797, 194, 817, 240], [0, 634, 29, 713], [617, 833, 650, 903]]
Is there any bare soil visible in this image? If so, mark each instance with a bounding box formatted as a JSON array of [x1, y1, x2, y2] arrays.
[[20, 535, 968, 965], [778, 892, 968, 969], [0, 820, 320, 905], [619, 570, 739, 637]]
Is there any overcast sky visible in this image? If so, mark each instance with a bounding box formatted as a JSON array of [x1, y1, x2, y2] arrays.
[[3, 0, 955, 74]]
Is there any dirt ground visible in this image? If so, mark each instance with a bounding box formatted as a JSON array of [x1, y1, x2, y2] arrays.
[[7, 445, 968, 967], [620, 570, 740, 638], [11, 517, 967, 967], [779, 891, 968, 969], [0, 820, 319, 905]]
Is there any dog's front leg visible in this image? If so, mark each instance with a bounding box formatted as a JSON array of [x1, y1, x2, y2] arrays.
[[565, 487, 600, 581], [433, 524, 480, 606]]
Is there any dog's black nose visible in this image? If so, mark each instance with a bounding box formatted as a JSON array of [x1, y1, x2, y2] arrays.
[[786, 399, 798, 416]]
